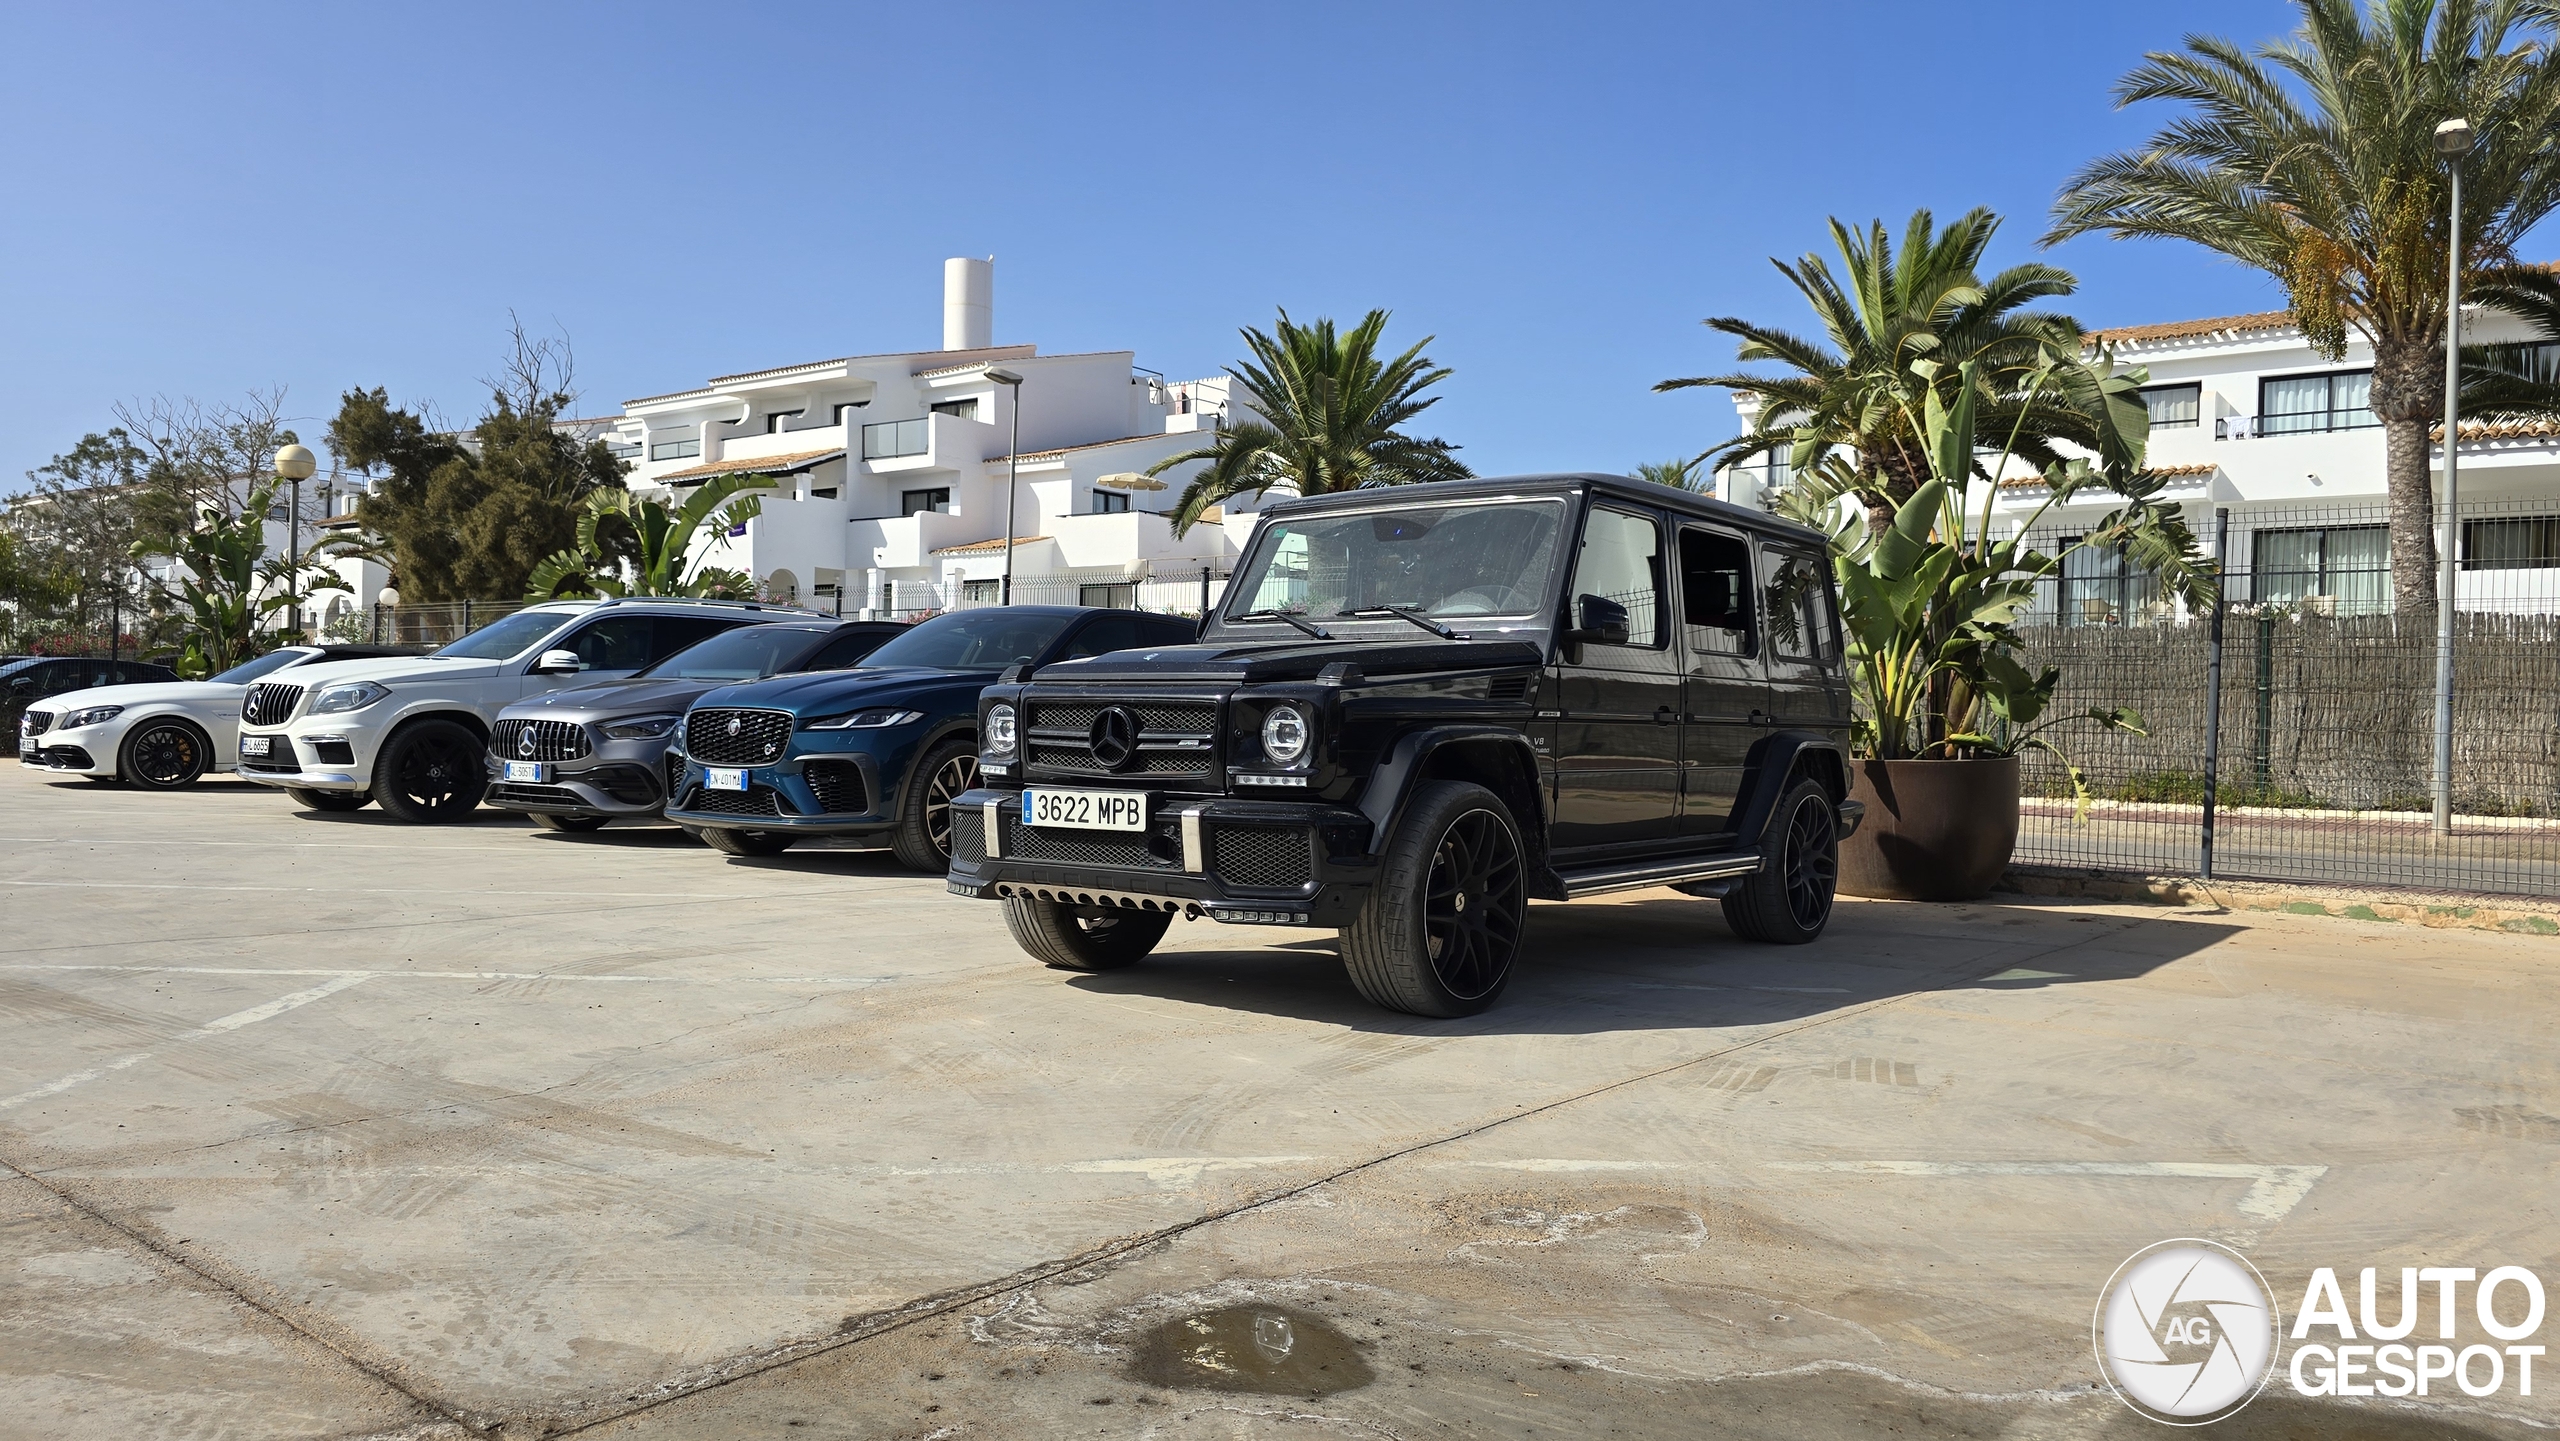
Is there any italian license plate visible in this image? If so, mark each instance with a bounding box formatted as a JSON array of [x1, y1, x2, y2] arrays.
[[239, 735, 271, 758], [504, 761, 549, 784], [1025, 787, 1147, 831], [705, 767, 748, 793]]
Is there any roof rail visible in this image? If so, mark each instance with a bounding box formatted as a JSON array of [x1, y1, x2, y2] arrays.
[[590, 594, 833, 617]]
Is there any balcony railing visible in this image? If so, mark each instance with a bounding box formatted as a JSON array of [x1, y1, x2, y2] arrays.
[[860, 417, 929, 460]]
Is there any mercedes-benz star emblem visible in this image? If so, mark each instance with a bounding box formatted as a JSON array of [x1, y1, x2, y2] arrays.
[[518, 730, 536, 757], [1089, 706, 1141, 771]]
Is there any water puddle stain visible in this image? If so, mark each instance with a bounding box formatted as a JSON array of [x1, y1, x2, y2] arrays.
[[1128, 1304, 1375, 1395]]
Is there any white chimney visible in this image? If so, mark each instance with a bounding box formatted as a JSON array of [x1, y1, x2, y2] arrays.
[[943, 257, 992, 351]]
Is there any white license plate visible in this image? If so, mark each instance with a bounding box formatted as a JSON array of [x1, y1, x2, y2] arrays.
[[1025, 787, 1147, 831], [239, 735, 271, 757], [705, 767, 748, 793], [504, 761, 549, 784]]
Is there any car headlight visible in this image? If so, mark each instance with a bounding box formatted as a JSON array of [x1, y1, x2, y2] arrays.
[[61, 705, 125, 729], [985, 702, 1018, 756], [804, 708, 924, 730], [309, 680, 392, 715], [601, 713, 679, 741], [1261, 704, 1310, 765]]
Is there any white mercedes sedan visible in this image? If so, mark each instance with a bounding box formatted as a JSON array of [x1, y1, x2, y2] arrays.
[[18, 644, 420, 790]]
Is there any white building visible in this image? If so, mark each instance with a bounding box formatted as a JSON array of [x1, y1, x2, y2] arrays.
[[1715, 305, 2560, 622], [595, 258, 1258, 617]]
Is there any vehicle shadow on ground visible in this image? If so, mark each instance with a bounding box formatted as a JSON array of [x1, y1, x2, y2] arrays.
[[286, 807, 539, 828], [1065, 895, 2243, 1036]]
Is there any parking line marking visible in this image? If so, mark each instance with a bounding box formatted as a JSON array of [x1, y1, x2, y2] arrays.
[[1769, 1160, 2329, 1223], [0, 974, 372, 1113], [0, 964, 904, 986]]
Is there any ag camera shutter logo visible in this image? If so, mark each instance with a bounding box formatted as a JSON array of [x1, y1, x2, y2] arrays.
[[2094, 1239, 2281, 1424]]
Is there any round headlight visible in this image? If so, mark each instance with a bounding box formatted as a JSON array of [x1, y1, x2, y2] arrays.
[[1261, 704, 1309, 766], [986, 702, 1018, 757]]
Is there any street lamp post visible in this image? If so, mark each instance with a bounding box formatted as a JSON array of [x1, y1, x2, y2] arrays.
[[985, 368, 1025, 605], [275, 444, 318, 639], [2433, 117, 2475, 838]]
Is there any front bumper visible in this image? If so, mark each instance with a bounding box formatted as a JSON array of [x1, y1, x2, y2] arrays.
[[483, 744, 676, 819], [661, 733, 915, 834], [18, 741, 104, 774], [944, 788, 1377, 928], [235, 725, 373, 791]]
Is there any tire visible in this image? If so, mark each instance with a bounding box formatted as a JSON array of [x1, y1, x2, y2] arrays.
[[1004, 894, 1172, 971], [1340, 781, 1528, 1017], [531, 813, 610, 833], [890, 738, 980, 873], [121, 720, 210, 790], [371, 720, 488, 824], [288, 787, 371, 813], [1721, 776, 1840, 944], [699, 826, 795, 856]]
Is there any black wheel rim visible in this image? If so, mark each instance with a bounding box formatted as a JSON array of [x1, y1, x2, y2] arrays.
[[1424, 808, 1525, 1000], [130, 725, 199, 785], [397, 734, 478, 808], [924, 752, 979, 858], [1783, 795, 1839, 930]]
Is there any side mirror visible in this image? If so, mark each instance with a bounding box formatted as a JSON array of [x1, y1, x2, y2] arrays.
[[531, 649, 586, 675], [1564, 593, 1632, 647]]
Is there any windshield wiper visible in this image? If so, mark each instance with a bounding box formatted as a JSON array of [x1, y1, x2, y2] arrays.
[[1230, 609, 1335, 640], [1338, 605, 1466, 640]]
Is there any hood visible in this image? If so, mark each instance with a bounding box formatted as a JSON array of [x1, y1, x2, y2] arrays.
[[694, 665, 992, 716], [248, 654, 507, 690], [1029, 635, 1545, 685], [31, 681, 228, 713], [501, 676, 721, 720]]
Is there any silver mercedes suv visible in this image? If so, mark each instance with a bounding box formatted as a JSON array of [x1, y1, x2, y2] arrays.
[[484, 618, 905, 831]]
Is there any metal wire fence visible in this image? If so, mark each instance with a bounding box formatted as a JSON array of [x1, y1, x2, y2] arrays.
[[2013, 497, 2560, 899]]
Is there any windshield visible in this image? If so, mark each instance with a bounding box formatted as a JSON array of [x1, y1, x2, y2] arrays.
[[433, 609, 575, 660], [209, 650, 314, 685], [640, 626, 820, 681], [1226, 498, 1567, 623], [858, 610, 1075, 670]]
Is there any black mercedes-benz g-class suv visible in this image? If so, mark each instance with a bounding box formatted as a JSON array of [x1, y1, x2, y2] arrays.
[[944, 474, 1862, 1016]]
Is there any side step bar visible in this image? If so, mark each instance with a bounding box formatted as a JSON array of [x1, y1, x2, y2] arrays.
[[1557, 852, 1763, 900]]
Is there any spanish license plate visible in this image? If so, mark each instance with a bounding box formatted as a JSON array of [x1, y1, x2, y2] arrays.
[[705, 767, 748, 793], [238, 735, 271, 758], [504, 761, 549, 784], [1025, 786, 1147, 831]]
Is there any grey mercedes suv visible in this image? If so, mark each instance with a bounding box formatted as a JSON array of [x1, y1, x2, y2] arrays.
[[484, 618, 906, 831]]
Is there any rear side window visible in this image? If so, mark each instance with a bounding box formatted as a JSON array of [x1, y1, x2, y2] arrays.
[[805, 627, 896, 670], [1139, 614, 1198, 647], [1065, 613, 1149, 659], [1679, 528, 1757, 658], [650, 616, 740, 661], [1761, 546, 1839, 663], [563, 616, 655, 670]]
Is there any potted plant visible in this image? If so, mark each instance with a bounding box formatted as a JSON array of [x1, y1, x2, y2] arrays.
[[1789, 359, 2214, 900]]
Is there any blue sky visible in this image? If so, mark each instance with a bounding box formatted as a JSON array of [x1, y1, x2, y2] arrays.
[[0, 0, 2311, 496]]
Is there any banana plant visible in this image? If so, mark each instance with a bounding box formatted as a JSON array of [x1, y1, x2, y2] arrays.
[[524, 471, 774, 599], [1811, 357, 2216, 815]]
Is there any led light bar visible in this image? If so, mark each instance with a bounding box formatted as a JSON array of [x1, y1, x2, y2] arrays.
[[1208, 908, 1310, 925], [1234, 772, 1309, 787]]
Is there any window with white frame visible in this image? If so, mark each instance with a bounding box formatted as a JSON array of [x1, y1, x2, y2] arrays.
[[649, 437, 701, 461], [2140, 383, 2201, 429]]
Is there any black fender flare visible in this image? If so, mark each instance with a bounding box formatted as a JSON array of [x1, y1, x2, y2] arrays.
[[1355, 725, 1553, 881], [1730, 731, 1852, 853]]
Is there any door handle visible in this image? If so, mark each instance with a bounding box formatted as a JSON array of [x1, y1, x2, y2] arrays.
[[1750, 709, 1776, 727], [1654, 705, 1676, 725]]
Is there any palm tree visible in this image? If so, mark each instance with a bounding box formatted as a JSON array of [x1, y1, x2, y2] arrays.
[[1657, 208, 2148, 533], [2460, 263, 2560, 416], [1632, 458, 1707, 490], [524, 472, 773, 599], [1145, 310, 1469, 534], [2047, 0, 2560, 613]]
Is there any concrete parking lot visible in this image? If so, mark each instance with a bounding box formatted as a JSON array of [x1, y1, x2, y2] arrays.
[[4, 766, 2556, 1440]]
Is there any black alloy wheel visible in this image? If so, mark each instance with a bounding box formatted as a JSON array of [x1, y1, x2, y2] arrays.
[[1720, 777, 1840, 944], [373, 720, 489, 824], [891, 739, 980, 872], [1341, 780, 1529, 1017], [122, 720, 209, 790]]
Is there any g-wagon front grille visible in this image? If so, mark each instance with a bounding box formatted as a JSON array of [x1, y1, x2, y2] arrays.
[[686, 708, 794, 766], [242, 683, 304, 727], [1023, 696, 1218, 782], [492, 719, 590, 762], [1003, 812, 1183, 870]]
